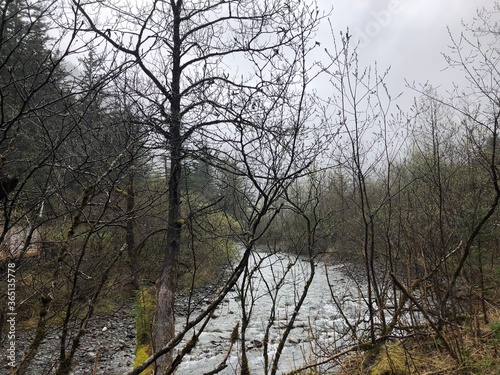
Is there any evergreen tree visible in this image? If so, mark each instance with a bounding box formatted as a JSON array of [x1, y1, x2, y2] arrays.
[[0, 0, 68, 179]]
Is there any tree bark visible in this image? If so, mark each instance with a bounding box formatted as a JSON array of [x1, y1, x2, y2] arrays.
[[154, 150, 182, 373], [153, 2, 183, 372], [126, 158, 140, 290]]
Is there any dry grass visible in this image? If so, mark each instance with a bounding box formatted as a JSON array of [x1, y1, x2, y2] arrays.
[[334, 309, 500, 375]]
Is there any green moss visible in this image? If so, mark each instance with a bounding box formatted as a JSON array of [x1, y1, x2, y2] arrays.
[[134, 287, 155, 375], [134, 343, 153, 375], [284, 370, 322, 375], [369, 343, 409, 375], [135, 287, 155, 346]]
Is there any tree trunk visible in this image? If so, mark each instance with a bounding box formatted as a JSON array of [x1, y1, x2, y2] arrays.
[[126, 161, 140, 290], [153, 3, 183, 371], [154, 148, 182, 373]]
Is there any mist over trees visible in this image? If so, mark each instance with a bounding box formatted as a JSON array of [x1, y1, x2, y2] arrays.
[[1, 0, 500, 374]]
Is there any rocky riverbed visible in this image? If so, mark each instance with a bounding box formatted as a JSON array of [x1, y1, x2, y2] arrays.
[[10, 285, 219, 375], [12, 309, 136, 375]]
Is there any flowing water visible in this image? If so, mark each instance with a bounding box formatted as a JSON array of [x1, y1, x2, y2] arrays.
[[176, 250, 367, 374]]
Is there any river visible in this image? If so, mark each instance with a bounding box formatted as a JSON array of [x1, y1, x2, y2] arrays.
[[175, 250, 367, 374]]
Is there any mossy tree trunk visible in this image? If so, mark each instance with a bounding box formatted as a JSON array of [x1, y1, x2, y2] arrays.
[[135, 287, 156, 375]]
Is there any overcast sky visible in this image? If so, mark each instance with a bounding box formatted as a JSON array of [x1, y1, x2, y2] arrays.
[[319, 0, 496, 109]]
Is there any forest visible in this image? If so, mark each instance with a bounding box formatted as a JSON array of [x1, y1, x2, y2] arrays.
[[0, 0, 499, 374]]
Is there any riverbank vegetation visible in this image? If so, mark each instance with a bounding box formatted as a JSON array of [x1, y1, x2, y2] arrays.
[[282, 12, 500, 374], [0, 0, 500, 374]]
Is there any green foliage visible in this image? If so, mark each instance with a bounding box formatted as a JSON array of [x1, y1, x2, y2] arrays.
[[0, 2, 57, 214], [0, 0, 55, 109]]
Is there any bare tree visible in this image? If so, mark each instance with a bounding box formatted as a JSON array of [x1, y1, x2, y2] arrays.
[[71, 0, 328, 373]]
